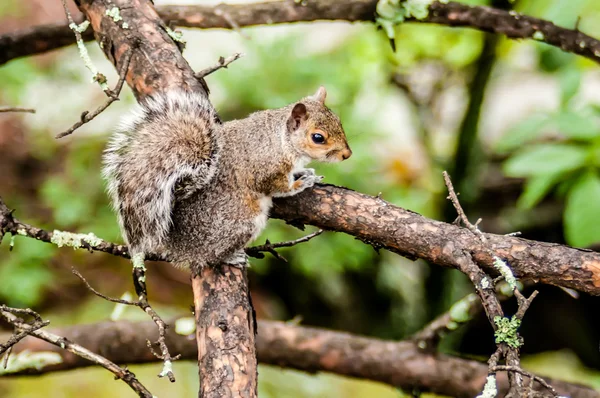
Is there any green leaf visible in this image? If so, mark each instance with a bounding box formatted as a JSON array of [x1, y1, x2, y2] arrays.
[[517, 172, 566, 209], [495, 113, 549, 154], [564, 171, 600, 247], [554, 110, 599, 141], [503, 143, 587, 178], [559, 67, 581, 107]]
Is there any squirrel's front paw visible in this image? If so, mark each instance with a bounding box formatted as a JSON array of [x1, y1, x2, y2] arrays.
[[293, 168, 316, 180], [292, 171, 323, 192]]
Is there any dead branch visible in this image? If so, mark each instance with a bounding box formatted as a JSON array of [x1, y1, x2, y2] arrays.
[[0, 307, 154, 397], [245, 229, 323, 261], [2, 1, 600, 67], [0, 107, 35, 113], [56, 47, 134, 139], [195, 53, 243, 79], [443, 171, 540, 396], [71, 269, 179, 381], [1, 319, 596, 398], [4, 182, 600, 296]]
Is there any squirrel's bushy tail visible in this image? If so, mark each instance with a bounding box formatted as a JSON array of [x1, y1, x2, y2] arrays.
[[102, 91, 221, 255]]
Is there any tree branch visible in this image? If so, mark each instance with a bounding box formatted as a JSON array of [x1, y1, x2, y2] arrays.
[[3, 184, 600, 296], [1, 319, 597, 398], [2, 1, 600, 67], [270, 184, 600, 296], [0, 307, 154, 397]]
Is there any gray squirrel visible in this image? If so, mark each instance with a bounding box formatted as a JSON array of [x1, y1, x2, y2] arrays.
[[102, 86, 352, 271]]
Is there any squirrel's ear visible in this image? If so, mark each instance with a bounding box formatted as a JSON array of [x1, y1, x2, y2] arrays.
[[288, 103, 308, 132], [311, 86, 327, 104]]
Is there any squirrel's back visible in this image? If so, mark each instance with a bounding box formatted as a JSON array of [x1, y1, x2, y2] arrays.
[[102, 91, 221, 255]]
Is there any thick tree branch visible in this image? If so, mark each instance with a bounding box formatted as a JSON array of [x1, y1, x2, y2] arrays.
[[1, 319, 596, 398], [0, 308, 153, 397], [271, 184, 600, 296], [4, 185, 600, 296], [2, 1, 600, 67], [75, 0, 207, 101]]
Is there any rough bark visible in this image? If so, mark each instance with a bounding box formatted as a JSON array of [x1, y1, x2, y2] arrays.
[[192, 266, 257, 398], [2, 1, 600, 66], [3, 182, 600, 296], [2, 320, 597, 398], [75, 0, 206, 100], [271, 184, 600, 296]]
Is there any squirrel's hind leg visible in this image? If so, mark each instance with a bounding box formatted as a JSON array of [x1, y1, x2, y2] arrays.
[[223, 250, 249, 268]]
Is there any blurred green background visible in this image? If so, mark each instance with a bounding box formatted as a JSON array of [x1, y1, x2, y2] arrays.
[[2, 0, 600, 396]]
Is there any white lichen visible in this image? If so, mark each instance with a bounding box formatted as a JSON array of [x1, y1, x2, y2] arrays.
[[480, 276, 491, 289], [69, 22, 109, 91], [105, 7, 123, 22], [175, 317, 196, 336], [0, 350, 63, 375], [132, 253, 146, 270], [16, 228, 27, 236], [50, 230, 103, 249], [165, 26, 186, 44], [122, 22, 129, 29], [70, 20, 90, 33], [476, 375, 497, 398], [493, 256, 517, 290], [532, 31, 545, 41], [159, 360, 173, 378]]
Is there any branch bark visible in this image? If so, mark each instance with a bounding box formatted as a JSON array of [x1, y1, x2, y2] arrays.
[[2, 319, 597, 398], [2, 0, 600, 67], [192, 267, 257, 397], [3, 183, 600, 296]]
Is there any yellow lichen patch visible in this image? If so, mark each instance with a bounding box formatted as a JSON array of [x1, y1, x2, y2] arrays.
[[582, 259, 600, 287]]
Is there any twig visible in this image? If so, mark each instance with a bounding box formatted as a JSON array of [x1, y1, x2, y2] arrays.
[[195, 52, 243, 79], [246, 229, 323, 261], [443, 171, 543, 397], [56, 47, 133, 139], [60, 0, 108, 91], [492, 365, 560, 397], [0, 305, 49, 358], [0, 107, 35, 113], [72, 268, 179, 382], [0, 307, 153, 397]]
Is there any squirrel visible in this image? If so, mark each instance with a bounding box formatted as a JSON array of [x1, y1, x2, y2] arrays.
[[102, 86, 352, 271]]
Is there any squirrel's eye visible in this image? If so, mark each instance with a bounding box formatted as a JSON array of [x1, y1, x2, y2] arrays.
[[311, 133, 325, 144]]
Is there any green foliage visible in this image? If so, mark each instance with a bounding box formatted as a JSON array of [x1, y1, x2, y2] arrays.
[[497, 64, 600, 247], [0, 234, 55, 307], [564, 171, 600, 247]]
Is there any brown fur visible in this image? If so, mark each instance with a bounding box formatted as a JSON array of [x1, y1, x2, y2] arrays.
[[103, 87, 351, 271]]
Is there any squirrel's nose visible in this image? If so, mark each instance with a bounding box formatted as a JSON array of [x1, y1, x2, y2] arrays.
[[341, 148, 352, 160]]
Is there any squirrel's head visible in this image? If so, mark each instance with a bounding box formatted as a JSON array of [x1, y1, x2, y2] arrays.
[[286, 86, 352, 163]]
